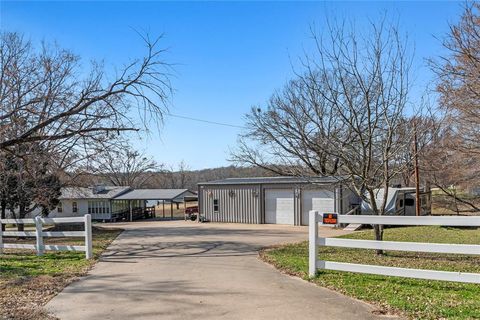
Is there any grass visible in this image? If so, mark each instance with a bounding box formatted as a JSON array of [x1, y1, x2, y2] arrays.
[[431, 193, 480, 216], [260, 226, 480, 320], [0, 226, 122, 320]]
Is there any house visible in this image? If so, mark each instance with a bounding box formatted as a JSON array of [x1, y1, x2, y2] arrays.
[[361, 187, 431, 216], [45, 185, 134, 220], [29, 186, 197, 221], [198, 176, 359, 225]]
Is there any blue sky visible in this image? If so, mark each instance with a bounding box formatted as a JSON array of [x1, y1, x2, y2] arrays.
[[1, 1, 462, 170]]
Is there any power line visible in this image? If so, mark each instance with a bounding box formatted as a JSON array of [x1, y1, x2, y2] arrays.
[[166, 113, 246, 129]]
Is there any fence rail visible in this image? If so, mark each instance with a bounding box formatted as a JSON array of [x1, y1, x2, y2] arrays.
[[0, 214, 92, 259], [309, 211, 480, 284]]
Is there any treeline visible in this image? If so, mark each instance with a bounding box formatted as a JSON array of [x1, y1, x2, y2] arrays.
[[71, 165, 272, 191]]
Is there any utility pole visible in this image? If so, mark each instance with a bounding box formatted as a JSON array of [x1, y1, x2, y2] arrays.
[[413, 121, 421, 216]]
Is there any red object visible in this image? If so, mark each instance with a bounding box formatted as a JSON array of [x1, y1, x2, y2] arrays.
[[322, 213, 338, 225], [185, 206, 199, 214]]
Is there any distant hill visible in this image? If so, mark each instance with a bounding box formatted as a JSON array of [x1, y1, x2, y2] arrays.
[[151, 165, 275, 190], [66, 165, 275, 190]]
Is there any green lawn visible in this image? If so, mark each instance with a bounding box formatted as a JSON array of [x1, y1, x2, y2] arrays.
[[0, 226, 122, 320], [261, 226, 480, 320]]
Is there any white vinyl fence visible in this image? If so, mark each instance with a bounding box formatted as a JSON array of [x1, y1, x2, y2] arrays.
[[0, 214, 92, 259], [309, 211, 480, 283]]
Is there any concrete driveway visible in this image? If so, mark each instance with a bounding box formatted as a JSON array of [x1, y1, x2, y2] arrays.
[[47, 221, 395, 320]]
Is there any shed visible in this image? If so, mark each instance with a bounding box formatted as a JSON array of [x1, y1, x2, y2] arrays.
[[198, 176, 359, 225]]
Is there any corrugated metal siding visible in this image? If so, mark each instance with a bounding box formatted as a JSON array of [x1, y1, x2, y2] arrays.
[[199, 182, 356, 225], [200, 185, 261, 224]]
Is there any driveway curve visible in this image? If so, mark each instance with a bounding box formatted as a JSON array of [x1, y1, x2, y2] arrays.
[[47, 221, 396, 320]]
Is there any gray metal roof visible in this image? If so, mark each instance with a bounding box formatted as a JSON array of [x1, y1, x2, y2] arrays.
[[113, 189, 197, 201], [60, 186, 132, 200], [198, 176, 346, 186]]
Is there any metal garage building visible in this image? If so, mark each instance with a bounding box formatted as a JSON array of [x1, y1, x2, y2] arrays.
[[198, 176, 359, 225]]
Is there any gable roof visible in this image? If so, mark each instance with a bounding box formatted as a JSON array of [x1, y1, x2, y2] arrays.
[[198, 176, 346, 186], [113, 189, 197, 201], [60, 186, 132, 200]]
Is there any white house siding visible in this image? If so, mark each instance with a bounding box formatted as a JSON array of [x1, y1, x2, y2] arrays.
[[51, 199, 89, 218], [26, 199, 89, 218]]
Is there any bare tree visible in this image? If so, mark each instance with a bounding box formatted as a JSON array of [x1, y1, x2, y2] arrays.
[[428, 3, 480, 212], [0, 143, 61, 230], [159, 160, 191, 189], [176, 160, 191, 189], [232, 73, 341, 176], [0, 31, 172, 217], [421, 126, 480, 213], [90, 142, 161, 188], [0, 32, 171, 153], [234, 19, 430, 248], [434, 3, 480, 154]]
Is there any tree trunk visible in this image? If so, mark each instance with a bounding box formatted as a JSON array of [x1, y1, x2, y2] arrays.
[[1, 202, 5, 232], [17, 204, 25, 233], [374, 224, 384, 255]]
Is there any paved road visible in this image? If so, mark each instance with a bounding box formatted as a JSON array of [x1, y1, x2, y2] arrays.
[[47, 221, 396, 320]]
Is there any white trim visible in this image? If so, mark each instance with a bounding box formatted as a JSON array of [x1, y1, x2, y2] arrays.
[[0, 215, 93, 259], [327, 214, 480, 227], [309, 211, 480, 283], [42, 231, 85, 237], [1, 218, 36, 224], [2, 243, 36, 250], [318, 238, 480, 255], [1, 216, 86, 224], [39, 217, 86, 224], [309, 211, 318, 276], [3, 231, 36, 237], [44, 245, 85, 251], [318, 261, 480, 284]]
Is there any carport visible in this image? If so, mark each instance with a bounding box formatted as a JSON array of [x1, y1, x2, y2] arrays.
[[113, 189, 197, 221]]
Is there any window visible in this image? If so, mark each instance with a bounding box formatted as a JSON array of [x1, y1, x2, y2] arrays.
[[213, 199, 219, 213], [72, 202, 78, 213], [405, 198, 414, 207], [87, 201, 112, 216], [57, 202, 63, 213]]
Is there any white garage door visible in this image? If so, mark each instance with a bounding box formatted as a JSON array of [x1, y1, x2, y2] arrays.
[[302, 190, 335, 225], [265, 189, 295, 225]]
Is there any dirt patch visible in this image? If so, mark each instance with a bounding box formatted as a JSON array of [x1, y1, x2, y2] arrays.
[[0, 275, 79, 320], [0, 226, 122, 320]]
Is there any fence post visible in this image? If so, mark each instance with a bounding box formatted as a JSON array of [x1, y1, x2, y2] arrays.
[[84, 214, 93, 259], [309, 210, 319, 277], [35, 216, 44, 256]]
